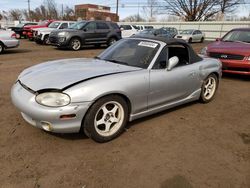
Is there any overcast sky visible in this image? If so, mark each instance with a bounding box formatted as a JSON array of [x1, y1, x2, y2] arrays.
[[0, 0, 249, 19]]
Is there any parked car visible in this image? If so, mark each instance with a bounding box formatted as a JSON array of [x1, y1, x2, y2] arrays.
[[34, 21, 76, 45], [8, 22, 37, 39], [23, 20, 54, 40], [0, 30, 19, 54], [49, 20, 121, 50], [119, 24, 139, 38], [11, 36, 221, 142], [175, 29, 205, 43], [135, 27, 178, 38], [201, 28, 250, 75]]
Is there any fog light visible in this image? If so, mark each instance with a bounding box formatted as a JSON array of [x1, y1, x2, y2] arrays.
[[40, 121, 52, 131], [59, 37, 66, 43]]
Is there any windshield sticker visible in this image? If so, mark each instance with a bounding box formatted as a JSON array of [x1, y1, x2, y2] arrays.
[[138, 41, 158, 48]]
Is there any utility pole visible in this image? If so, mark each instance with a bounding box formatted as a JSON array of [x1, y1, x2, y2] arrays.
[[116, 0, 119, 16], [27, 0, 31, 20], [61, 4, 64, 19]]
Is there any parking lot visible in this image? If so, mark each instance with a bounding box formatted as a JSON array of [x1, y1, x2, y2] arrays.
[[0, 40, 249, 188]]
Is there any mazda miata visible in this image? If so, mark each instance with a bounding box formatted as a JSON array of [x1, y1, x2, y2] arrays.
[[11, 36, 221, 142]]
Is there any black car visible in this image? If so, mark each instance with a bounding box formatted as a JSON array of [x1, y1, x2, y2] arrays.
[[8, 22, 37, 39], [135, 27, 178, 39], [49, 20, 121, 50]]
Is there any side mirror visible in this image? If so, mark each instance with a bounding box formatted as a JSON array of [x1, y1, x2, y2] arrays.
[[167, 56, 179, 71], [215, 38, 221, 41], [83, 28, 87, 32]]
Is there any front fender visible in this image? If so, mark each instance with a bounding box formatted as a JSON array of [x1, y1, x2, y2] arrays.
[[64, 70, 149, 115]]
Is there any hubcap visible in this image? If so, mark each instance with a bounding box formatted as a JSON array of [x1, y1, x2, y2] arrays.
[[203, 77, 216, 100], [72, 40, 80, 50], [94, 101, 124, 137]]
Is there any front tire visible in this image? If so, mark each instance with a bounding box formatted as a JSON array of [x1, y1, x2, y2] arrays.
[[83, 95, 128, 143], [188, 38, 192, 43], [69, 38, 81, 51], [200, 74, 218, 103], [43, 35, 50, 45]]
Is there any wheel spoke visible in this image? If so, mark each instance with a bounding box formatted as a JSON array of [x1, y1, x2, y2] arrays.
[[96, 117, 105, 126], [104, 121, 112, 132], [111, 117, 119, 123], [102, 105, 109, 115], [111, 105, 119, 114]]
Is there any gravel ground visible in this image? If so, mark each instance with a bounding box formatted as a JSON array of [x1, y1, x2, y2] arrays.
[[0, 40, 249, 188]]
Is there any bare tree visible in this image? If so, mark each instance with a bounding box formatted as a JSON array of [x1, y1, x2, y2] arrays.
[[142, 0, 159, 21], [217, 0, 243, 20], [9, 9, 23, 21], [122, 14, 146, 22], [163, 0, 221, 21], [43, 0, 59, 19]]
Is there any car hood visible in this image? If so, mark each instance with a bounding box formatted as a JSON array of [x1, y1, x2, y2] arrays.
[[18, 58, 142, 91], [33, 27, 53, 31], [24, 25, 47, 30], [208, 41, 250, 55]]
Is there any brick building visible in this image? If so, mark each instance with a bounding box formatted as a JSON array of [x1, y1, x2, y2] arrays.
[[75, 4, 119, 22]]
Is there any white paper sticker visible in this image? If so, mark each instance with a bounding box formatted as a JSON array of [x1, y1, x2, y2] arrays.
[[138, 41, 158, 48]]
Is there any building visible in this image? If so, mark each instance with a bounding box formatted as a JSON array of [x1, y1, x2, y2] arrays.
[[75, 4, 119, 22]]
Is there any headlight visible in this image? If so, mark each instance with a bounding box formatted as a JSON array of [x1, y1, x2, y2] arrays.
[[36, 92, 70, 107], [200, 46, 207, 55], [58, 32, 66, 36]]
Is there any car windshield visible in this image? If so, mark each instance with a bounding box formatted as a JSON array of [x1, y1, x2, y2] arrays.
[[16, 23, 25, 28], [97, 39, 160, 69], [48, 22, 60, 28], [69, 22, 87, 30], [222, 30, 250, 43], [180, 30, 193, 35]]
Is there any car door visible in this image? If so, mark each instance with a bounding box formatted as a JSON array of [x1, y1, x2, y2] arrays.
[[96, 22, 110, 43], [148, 46, 200, 109], [193, 30, 201, 42], [59, 23, 68, 29], [82, 22, 98, 44]]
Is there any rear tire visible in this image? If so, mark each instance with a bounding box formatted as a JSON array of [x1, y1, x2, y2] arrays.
[[83, 95, 128, 143], [200, 37, 204, 43], [69, 38, 81, 51], [200, 74, 218, 103], [0, 43, 4, 54]]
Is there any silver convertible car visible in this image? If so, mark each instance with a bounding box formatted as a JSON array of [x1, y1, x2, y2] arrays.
[[11, 36, 221, 142]]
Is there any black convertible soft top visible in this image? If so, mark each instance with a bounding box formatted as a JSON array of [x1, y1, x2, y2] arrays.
[[130, 35, 203, 64]]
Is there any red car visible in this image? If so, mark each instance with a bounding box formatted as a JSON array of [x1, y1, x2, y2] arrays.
[[202, 28, 250, 75], [23, 20, 54, 40]]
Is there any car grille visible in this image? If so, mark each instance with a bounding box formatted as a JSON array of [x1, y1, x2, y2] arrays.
[[209, 52, 244, 60], [223, 67, 250, 72]]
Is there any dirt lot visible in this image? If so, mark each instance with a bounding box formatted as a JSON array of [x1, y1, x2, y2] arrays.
[[0, 40, 249, 188]]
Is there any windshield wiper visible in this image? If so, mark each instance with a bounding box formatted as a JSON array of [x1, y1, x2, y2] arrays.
[[104, 59, 129, 65]]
